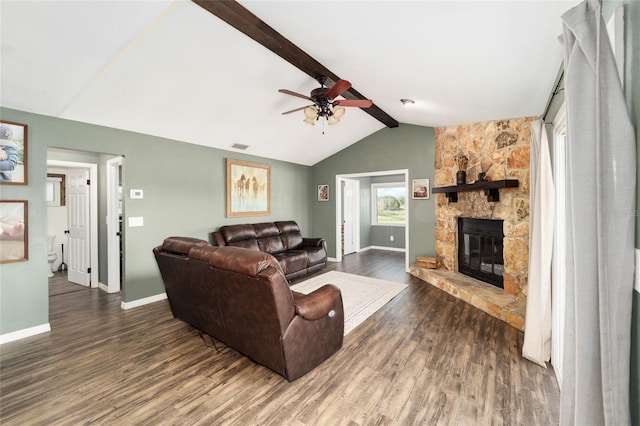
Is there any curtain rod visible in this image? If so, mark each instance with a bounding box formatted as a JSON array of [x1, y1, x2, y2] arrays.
[[542, 69, 565, 122]]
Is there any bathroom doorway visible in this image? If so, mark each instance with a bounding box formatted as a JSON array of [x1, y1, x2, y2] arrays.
[[46, 160, 98, 288], [47, 148, 124, 295]]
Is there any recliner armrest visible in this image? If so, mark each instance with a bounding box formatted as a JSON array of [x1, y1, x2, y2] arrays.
[[301, 237, 326, 248], [293, 284, 342, 321]]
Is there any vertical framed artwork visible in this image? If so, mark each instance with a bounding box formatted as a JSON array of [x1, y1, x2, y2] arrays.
[[317, 184, 329, 201], [0, 121, 28, 185], [412, 178, 430, 200], [46, 173, 66, 207], [226, 158, 271, 217], [0, 200, 28, 263]]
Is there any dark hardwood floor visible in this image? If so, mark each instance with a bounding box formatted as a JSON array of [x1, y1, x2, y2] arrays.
[[0, 249, 559, 425]]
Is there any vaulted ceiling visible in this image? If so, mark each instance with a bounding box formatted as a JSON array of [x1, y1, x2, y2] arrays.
[[0, 1, 578, 166]]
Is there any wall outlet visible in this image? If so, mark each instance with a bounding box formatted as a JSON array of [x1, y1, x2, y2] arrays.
[[390, 235, 394, 242]]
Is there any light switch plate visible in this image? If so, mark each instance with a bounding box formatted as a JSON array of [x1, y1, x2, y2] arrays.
[[130, 189, 143, 199], [128, 217, 144, 227]]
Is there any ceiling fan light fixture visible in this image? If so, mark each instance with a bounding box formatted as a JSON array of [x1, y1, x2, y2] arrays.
[[280, 78, 377, 130], [304, 105, 317, 118]]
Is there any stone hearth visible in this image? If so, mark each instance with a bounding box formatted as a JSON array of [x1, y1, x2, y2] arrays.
[[409, 265, 525, 330]]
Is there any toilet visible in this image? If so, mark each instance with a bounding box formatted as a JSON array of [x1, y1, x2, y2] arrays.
[[47, 234, 57, 278]]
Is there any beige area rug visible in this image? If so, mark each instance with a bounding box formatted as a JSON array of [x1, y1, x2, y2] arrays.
[[290, 271, 408, 335]]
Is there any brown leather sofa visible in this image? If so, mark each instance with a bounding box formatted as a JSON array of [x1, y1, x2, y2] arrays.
[[211, 221, 327, 281], [153, 236, 344, 381]]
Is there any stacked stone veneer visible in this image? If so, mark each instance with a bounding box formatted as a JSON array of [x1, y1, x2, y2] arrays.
[[434, 117, 534, 299]]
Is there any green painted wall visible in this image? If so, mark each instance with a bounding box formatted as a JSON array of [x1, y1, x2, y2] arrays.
[[0, 107, 311, 335], [0, 116, 49, 335], [311, 124, 435, 263], [357, 176, 372, 247]]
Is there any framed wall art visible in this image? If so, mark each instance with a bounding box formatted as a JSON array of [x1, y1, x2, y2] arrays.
[[0, 121, 28, 185], [46, 173, 66, 207], [317, 184, 329, 201], [226, 158, 271, 217], [412, 178, 430, 200], [0, 200, 28, 264]]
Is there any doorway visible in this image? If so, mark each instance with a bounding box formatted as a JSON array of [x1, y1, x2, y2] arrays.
[[47, 149, 124, 297], [342, 179, 360, 255], [47, 160, 98, 288], [335, 169, 410, 272]]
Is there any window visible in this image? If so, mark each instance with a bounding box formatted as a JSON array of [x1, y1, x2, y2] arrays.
[[371, 182, 406, 226]]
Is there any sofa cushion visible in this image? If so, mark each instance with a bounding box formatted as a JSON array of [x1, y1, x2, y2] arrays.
[[304, 246, 327, 266], [254, 222, 285, 254], [220, 224, 256, 242], [273, 250, 307, 276], [220, 224, 267, 251], [276, 221, 303, 250]]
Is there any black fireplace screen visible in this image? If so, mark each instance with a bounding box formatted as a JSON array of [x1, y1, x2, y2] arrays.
[[458, 218, 504, 288]]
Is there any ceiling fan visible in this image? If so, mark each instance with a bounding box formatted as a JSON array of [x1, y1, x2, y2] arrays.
[[279, 77, 373, 126]]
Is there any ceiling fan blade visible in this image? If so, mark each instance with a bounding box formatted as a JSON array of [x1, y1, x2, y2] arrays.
[[281, 105, 311, 115], [278, 89, 313, 101], [324, 79, 352, 99], [335, 99, 373, 108]]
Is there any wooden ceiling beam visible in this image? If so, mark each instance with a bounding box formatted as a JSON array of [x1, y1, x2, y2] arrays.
[[192, 0, 399, 128]]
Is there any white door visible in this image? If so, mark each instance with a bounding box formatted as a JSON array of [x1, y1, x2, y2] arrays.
[[67, 168, 90, 286], [343, 179, 359, 255]]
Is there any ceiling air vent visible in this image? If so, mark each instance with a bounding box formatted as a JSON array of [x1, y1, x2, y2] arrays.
[[231, 143, 249, 150]]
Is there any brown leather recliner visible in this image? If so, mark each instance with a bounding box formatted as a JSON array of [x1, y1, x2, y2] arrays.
[[153, 237, 344, 381], [210, 221, 327, 281]]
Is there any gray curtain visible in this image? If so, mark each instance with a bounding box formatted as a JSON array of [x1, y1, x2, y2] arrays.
[[560, 1, 635, 425], [522, 119, 554, 367]]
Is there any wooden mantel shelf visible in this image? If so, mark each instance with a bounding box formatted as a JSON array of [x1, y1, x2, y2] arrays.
[[432, 179, 519, 202]]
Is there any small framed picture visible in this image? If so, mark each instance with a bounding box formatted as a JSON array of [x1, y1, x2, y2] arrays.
[[0, 121, 28, 185], [317, 184, 329, 201], [412, 178, 430, 200], [0, 200, 28, 263]]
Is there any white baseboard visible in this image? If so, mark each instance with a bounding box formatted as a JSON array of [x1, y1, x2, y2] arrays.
[[330, 246, 406, 262], [363, 245, 406, 253], [121, 292, 167, 310], [98, 282, 120, 294], [0, 323, 51, 345]]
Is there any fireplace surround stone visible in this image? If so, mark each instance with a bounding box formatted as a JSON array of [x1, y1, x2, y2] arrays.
[[411, 117, 533, 330]]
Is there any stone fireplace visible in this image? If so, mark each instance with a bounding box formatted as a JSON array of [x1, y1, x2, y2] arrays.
[[410, 117, 533, 330]]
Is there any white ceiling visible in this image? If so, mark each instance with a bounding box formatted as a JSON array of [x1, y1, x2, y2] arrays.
[[1, 0, 578, 166]]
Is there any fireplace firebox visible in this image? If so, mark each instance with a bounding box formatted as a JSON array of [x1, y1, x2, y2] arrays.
[[458, 218, 504, 288]]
